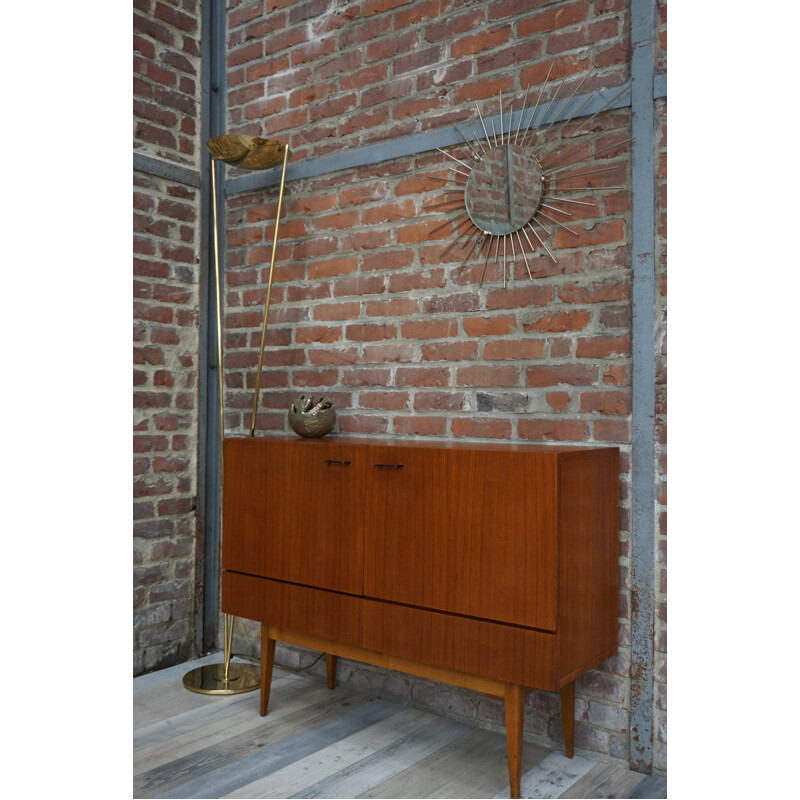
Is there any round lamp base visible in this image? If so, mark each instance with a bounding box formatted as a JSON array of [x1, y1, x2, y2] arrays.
[[182, 661, 260, 695]]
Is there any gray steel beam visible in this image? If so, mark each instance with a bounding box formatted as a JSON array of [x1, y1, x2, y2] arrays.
[[225, 83, 634, 195], [628, 0, 658, 773], [133, 152, 200, 188], [199, 0, 227, 654]]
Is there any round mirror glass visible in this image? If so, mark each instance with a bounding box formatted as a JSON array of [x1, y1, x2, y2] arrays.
[[465, 144, 544, 235]]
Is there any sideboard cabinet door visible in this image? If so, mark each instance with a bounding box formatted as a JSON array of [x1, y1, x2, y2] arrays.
[[362, 445, 560, 631], [223, 438, 364, 595]]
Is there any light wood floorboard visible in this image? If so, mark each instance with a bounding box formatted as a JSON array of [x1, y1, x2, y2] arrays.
[[133, 656, 667, 799]]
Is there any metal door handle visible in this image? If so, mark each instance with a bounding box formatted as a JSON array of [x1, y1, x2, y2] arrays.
[[324, 459, 351, 466], [374, 463, 404, 469]]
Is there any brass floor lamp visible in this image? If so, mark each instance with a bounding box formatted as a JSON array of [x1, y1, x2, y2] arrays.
[[183, 134, 291, 695]]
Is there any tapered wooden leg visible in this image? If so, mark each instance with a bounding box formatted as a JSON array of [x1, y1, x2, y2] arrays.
[[560, 680, 575, 758], [326, 653, 337, 690], [504, 683, 525, 800], [260, 625, 276, 717]]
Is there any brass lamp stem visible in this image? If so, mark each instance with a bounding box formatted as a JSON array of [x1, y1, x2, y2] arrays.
[[250, 144, 291, 437], [211, 157, 225, 470], [212, 156, 235, 682]]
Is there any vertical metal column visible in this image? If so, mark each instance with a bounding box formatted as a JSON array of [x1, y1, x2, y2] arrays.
[[199, 0, 227, 653], [628, 0, 657, 773]]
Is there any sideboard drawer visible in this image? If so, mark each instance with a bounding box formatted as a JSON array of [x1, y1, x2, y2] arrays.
[[362, 598, 557, 690], [222, 570, 363, 648]]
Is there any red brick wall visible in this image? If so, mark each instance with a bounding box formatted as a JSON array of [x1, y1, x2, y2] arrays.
[[133, 0, 203, 674], [219, 0, 653, 766]]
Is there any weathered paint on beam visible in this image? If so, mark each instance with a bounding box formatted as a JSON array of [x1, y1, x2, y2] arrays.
[[133, 152, 201, 188], [628, 0, 658, 774]]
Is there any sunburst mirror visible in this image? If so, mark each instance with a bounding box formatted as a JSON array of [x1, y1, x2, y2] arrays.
[[433, 64, 631, 286]]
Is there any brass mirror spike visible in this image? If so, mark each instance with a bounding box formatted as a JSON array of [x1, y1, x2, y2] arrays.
[[206, 134, 289, 170]]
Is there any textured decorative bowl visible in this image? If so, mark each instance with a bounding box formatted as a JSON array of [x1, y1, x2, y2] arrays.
[[288, 395, 336, 438]]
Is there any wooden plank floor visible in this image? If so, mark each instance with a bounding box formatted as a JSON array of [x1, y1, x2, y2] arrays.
[[134, 656, 666, 799]]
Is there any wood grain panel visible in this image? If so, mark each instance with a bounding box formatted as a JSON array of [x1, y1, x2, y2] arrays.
[[222, 437, 364, 594], [556, 450, 620, 684], [363, 445, 560, 630], [222, 571, 363, 647], [362, 599, 557, 690]]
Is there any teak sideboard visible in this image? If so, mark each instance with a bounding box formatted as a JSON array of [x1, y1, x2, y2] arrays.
[[221, 435, 619, 798]]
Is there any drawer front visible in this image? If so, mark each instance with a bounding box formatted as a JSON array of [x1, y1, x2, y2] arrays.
[[362, 599, 557, 690], [222, 571, 363, 647], [363, 446, 560, 631], [222, 438, 364, 595]]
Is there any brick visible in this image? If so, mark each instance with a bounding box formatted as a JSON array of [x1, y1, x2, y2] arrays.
[[546, 392, 571, 413], [308, 256, 358, 280], [421, 293, 479, 315], [462, 315, 517, 337], [388, 269, 446, 293], [342, 368, 392, 387], [456, 365, 519, 387], [358, 391, 410, 411], [393, 416, 447, 437], [365, 298, 420, 318], [483, 339, 546, 360], [134, 346, 166, 366], [476, 392, 529, 413], [603, 365, 629, 385], [396, 219, 452, 244], [394, 45, 441, 75], [337, 414, 389, 434], [451, 26, 510, 58], [340, 183, 390, 208], [395, 367, 451, 387], [518, 418, 590, 442], [554, 220, 626, 249], [526, 365, 598, 386], [363, 250, 416, 272], [362, 200, 416, 226], [133, 55, 176, 87], [414, 391, 468, 411], [452, 417, 512, 439], [576, 335, 630, 358], [363, 343, 415, 363], [313, 209, 360, 232], [393, 0, 448, 28], [522, 310, 591, 333], [401, 319, 459, 340], [154, 370, 174, 387], [292, 368, 339, 385], [594, 419, 630, 443], [580, 391, 630, 415], [424, 7, 484, 42], [133, 434, 169, 453], [515, 0, 589, 35], [421, 341, 479, 362], [309, 347, 359, 366], [153, 283, 192, 304], [345, 323, 396, 342], [558, 279, 630, 304], [309, 92, 358, 123], [312, 302, 360, 322], [454, 75, 515, 104], [485, 285, 553, 310], [154, 1, 196, 33], [362, 76, 416, 108]]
